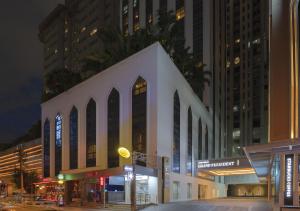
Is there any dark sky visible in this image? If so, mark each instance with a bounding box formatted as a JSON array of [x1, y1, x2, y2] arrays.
[[0, 0, 64, 143]]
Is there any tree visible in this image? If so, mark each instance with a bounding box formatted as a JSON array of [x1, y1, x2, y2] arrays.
[[82, 10, 210, 99], [42, 68, 81, 102], [43, 10, 211, 101], [13, 170, 39, 194]]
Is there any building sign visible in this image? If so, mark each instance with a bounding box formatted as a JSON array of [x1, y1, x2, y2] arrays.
[[285, 154, 294, 206], [197, 159, 240, 169]]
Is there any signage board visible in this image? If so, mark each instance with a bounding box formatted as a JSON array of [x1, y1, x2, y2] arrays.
[[197, 159, 241, 170], [284, 154, 294, 206]]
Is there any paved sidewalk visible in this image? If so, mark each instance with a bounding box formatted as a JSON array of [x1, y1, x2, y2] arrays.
[[143, 198, 273, 211]]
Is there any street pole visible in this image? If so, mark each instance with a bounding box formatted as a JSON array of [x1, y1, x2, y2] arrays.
[[103, 177, 106, 208], [131, 154, 136, 211]]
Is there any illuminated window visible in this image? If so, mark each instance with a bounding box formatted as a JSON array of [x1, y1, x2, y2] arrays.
[[43, 119, 50, 178], [55, 114, 62, 176], [86, 99, 96, 167], [226, 61, 231, 68], [54, 49, 58, 54], [81, 26, 86, 33], [234, 57, 240, 65], [132, 77, 147, 166], [69, 107, 78, 170], [90, 28, 98, 36], [173, 91, 180, 173], [65, 28, 68, 33], [108, 89, 120, 168], [176, 7, 185, 21]]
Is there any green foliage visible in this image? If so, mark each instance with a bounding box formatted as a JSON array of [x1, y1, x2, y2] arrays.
[[43, 10, 210, 101], [12, 170, 39, 194], [42, 68, 81, 102]]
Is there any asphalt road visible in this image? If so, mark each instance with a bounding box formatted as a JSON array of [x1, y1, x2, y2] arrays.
[[1, 198, 273, 211]]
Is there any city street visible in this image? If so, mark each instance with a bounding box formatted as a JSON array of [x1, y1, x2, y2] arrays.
[[0, 198, 273, 211]]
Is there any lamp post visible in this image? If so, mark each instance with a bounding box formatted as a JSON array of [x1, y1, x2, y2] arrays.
[[118, 147, 136, 211]]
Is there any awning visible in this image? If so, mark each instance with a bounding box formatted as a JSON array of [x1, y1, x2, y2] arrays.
[[243, 138, 300, 177]]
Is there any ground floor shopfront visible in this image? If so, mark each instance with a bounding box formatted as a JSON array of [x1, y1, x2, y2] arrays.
[[48, 164, 226, 206]]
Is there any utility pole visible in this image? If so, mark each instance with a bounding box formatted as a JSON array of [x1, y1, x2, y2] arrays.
[[16, 145, 26, 202]]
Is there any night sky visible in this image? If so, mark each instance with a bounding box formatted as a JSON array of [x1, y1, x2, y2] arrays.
[[0, 0, 64, 143]]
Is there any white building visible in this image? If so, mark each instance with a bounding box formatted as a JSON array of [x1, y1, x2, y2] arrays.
[[41, 43, 225, 204]]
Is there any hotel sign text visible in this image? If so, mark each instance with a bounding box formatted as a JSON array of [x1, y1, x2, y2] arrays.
[[285, 154, 294, 206], [197, 159, 240, 169]]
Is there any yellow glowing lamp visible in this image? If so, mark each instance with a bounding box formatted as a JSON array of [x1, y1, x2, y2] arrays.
[[58, 180, 64, 185], [118, 147, 131, 159]]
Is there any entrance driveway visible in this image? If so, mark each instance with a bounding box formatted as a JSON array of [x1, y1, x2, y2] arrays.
[[143, 198, 273, 211]]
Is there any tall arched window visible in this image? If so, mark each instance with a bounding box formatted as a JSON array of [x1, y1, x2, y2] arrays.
[[108, 89, 120, 168], [69, 106, 78, 169], [86, 99, 96, 167], [205, 126, 208, 159], [55, 114, 62, 176], [132, 77, 147, 166], [198, 118, 202, 160], [43, 119, 50, 178], [173, 91, 180, 173], [187, 107, 192, 175]]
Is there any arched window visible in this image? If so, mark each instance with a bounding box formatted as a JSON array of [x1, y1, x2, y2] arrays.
[[132, 77, 147, 166], [173, 91, 180, 173], [55, 114, 62, 176], [43, 119, 50, 178], [69, 106, 78, 169], [86, 99, 96, 167], [198, 118, 202, 160], [108, 89, 120, 168], [205, 126, 208, 159], [187, 107, 192, 175]]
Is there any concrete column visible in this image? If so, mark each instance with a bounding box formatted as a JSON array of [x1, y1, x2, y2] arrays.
[[140, 0, 146, 28], [184, 0, 193, 50], [78, 107, 86, 169], [279, 153, 285, 207], [153, 0, 159, 24], [50, 118, 55, 178], [128, 0, 133, 34], [192, 114, 198, 177], [180, 104, 188, 175], [267, 174, 272, 201], [168, 0, 175, 12], [119, 89, 132, 167], [62, 111, 70, 171], [97, 98, 107, 169]]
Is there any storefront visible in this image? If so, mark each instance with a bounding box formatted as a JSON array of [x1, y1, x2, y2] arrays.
[[34, 179, 64, 202], [61, 165, 158, 205]]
